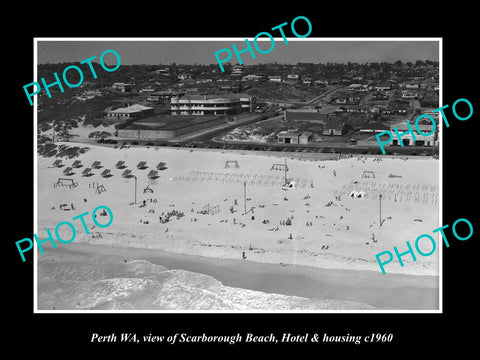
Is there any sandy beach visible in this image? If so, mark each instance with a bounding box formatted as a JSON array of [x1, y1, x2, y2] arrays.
[[37, 242, 438, 310], [36, 140, 440, 310]]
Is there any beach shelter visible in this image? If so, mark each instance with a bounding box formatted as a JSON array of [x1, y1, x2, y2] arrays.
[[54, 178, 77, 188], [122, 169, 133, 178], [282, 181, 296, 190], [71, 160, 82, 168], [52, 159, 63, 168], [137, 161, 148, 170], [156, 162, 168, 170], [95, 185, 107, 194], [63, 167, 74, 176], [148, 170, 159, 179], [143, 184, 154, 193], [100, 169, 112, 178], [115, 160, 126, 169], [82, 168, 93, 177], [91, 161, 102, 169], [357, 191, 366, 198], [285, 218, 292, 226], [349, 191, 359, 198]]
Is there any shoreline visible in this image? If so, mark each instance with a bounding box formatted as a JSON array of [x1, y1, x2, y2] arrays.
[[38, 242, 440, 310]]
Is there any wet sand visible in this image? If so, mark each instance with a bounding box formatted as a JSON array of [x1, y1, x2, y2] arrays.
[[38, 242, 439, 310]]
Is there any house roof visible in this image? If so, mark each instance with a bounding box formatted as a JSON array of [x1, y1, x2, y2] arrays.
[[323, 121, 345, 130], [300, 132, 313, 137], [178, 93, 251, 101], [285, 111, 328, 122], [278, 130, 299, 137], [109, 104, 153, 115], [395, 122, 434, 132]]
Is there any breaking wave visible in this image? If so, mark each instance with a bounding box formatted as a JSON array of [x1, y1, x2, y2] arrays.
[[37, 253, 375, 311]]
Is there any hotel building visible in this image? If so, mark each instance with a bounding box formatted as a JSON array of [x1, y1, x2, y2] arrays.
[[170, 94, 255, 115]]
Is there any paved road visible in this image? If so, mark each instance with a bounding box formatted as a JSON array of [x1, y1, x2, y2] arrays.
[[169, 112, 277, 142]]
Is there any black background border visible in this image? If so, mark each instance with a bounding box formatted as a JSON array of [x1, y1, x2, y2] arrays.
[[6, 5, 477, 355]]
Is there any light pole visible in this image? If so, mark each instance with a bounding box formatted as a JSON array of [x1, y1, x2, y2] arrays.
[[379, 194, 382, 227], [133, 175, 137, 205], [243, 181, 247, 215]]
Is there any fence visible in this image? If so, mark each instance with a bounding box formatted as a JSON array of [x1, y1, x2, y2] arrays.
[[335, 180, 439, 206], [172, 170, 314, 188]]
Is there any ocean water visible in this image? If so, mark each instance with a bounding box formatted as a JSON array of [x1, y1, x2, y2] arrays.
[[37, 252, 375, 311]]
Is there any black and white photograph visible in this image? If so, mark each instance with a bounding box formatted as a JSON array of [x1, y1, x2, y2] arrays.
[[6, 7, 478, 354], [33, 39, 441, 312]]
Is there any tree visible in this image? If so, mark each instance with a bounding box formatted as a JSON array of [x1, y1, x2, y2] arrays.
[[415, 60, 425, 68]]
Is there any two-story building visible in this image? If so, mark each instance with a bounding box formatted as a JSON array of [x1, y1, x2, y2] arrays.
[[170, 93, 255, 115]]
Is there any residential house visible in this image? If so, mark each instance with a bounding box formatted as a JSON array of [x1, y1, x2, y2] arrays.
[[299, 132, 313, 144], [322, 120, 347, 136], [231, 64, 244, 76], [195, 78, 213, 84], [372, 92, 389, 101], [390, 121, 436, 147], [333, 96, 348, 104], [358, 123, 390, 134], [242, 74, 265, 82], [382, 107, 408, 115], [112, 83, 133, 92], [374, 82, 391, 92], [345, 105, 369, 114], [348, 83, 365, 91], [177, 73, 191, 80], [170, 93, 254, 115], [277, 130, 300, 144], [139, 87, 155, 93]]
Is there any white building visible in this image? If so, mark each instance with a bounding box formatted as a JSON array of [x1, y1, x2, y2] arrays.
[[170, 94, 255, 115], [269, 75, 282, 82], [242, 74, 265, 82], [390, 121, 437, 147]]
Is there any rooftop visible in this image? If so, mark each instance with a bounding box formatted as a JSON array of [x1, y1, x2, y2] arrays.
[[108, 104, 154, 114], [285, 111, 328, 122]]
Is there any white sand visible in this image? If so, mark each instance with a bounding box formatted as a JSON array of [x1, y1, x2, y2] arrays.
[[37, 142, 440, 276]]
